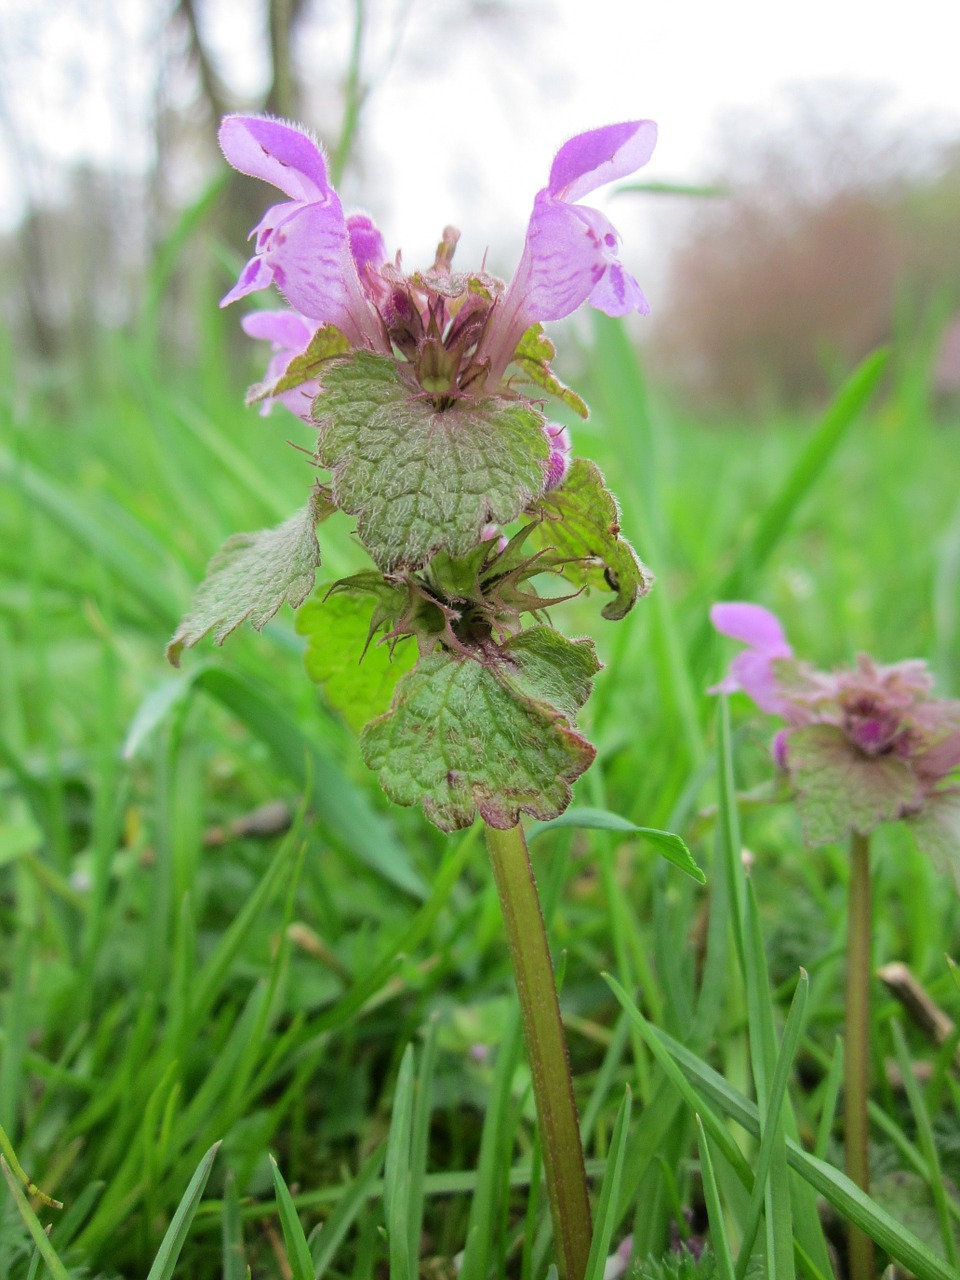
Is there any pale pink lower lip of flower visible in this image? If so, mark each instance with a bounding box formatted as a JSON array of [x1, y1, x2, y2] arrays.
[[709, 601, 793, 715]]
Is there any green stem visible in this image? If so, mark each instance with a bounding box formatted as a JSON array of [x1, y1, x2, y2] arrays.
[[485, 822, 592, 1280], [845, 830, 874, 1280]]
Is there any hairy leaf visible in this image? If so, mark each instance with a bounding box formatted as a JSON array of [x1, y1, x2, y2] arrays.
[[167, 492, 328, 665], [361, 627, 599, 831], [513, 324, 589, 418], [315, 352, 549, 570], [296, 584, 416, 733], [529, 458, 652, 619], [787, 723, 921, 845]]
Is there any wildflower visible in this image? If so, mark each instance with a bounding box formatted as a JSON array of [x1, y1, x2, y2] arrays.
[[219, 115, 387, 347], [711, 602, 960, 864], [218, 114, 656, 401], [478, 120, 657, 383]]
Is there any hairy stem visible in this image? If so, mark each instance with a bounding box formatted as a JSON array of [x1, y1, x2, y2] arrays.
[[485, 822, 592, 1280], [846, 830, 874, 1280]]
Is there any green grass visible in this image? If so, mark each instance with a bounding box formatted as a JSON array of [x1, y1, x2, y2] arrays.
[[1, 271, 960, 1280]]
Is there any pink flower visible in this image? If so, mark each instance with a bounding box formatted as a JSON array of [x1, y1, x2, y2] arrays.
[[710, 601, 960, 858], [218, 116, 387, 349], [479, 121, 657, 383], [219, 114, 655, 401]]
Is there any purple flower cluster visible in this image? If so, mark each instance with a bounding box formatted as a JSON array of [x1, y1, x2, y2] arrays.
[[711, 602, 960, 856], [218, 114, 656, 489]]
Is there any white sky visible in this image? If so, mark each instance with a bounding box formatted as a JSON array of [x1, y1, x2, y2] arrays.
[[2, 0, 959, 297]]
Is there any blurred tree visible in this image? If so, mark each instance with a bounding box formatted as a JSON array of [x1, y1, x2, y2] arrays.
[[652, 82, 960, 414]]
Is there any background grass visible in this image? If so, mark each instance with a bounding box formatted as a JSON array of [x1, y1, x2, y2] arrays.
[[1, 233, 959, 1279]]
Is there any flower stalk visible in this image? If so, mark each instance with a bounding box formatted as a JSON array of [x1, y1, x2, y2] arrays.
[[845, 830, 874, 1280], [484, 821, 592, 1280]]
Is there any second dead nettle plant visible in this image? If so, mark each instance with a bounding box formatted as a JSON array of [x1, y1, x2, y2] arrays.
[[168, 114, 678, 1278], [712, 602, 960, 1280]]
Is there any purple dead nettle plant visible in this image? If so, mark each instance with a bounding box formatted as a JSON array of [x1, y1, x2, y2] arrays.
[[712, 601, 960, 1280], [168, 115, 666, 1280]]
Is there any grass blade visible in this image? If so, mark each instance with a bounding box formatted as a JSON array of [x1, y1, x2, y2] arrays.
[[1, 1156, 70, 1280], [697, 348, 890, 655], [221, 1168, 247, 1280], [383, 1044, 417, 1280], [145, 1141, 220, 1280], [409, 1018, 440, 1262], [813, 1038, 844, 1161], [648, 1027, 959, 1280], [734, 970, 809, 1278], [459, 1008, 523, 1280], [308, 1144, 386, 1279], [696, 1116, 737, 1280], [196, 666, 427, 899], [270, 1155, 315, 1280], [890, 1019, 959, 1266], [584, 1086, 632, 1280]]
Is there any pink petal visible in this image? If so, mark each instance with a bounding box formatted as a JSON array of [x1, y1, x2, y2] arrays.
[[347, 212, 387, 277], [730, 649, 792, 715], [588, 261, 649, 317], [710, 603, 791, 652], [220, 254, 275, 308], [548, 121, 657, 203], [511, 196, 609, 323], [241, 309, 314, 349], [219, 115, 330, 203], [261, 202, 352, 323]]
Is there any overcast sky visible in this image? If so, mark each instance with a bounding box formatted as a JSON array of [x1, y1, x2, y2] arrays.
[[2, 0, 958, 291]]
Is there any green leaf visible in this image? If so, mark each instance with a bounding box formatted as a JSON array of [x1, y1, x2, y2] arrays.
[[247, 323, 351, 404], [513, 324, 589, 418], [529, 806, 705, 884], [316, 351, 549, 570], [145, 1142, 220, 1280], [361, 627, 599, 832], [497, 626, 598, 719], [529, 458, 652, 620], [787, 723, 920, 845], [296, 584, 417, 733], [167, 492, 330, 665]]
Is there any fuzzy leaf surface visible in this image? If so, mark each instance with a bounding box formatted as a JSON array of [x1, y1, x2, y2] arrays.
[[316, 351, 549, 570], [360, 627, 598, 831], [296, 583, 416, 733], [513, 324, 589, 419], [529, 458, 652, 619], [167, 495, 326, 665], [787, 723, 921, 845]]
